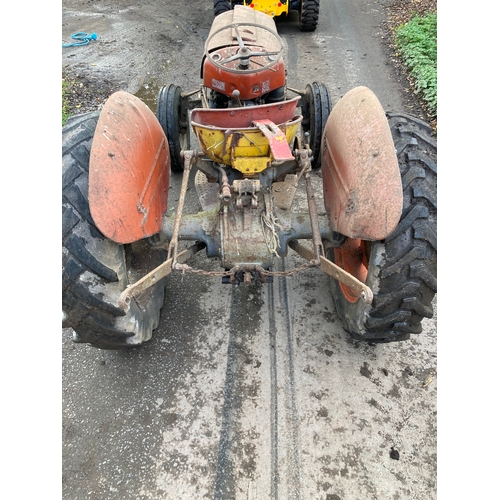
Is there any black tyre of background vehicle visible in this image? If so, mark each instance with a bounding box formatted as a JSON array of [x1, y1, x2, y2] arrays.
[[299, 0, 320, 31], [303, 82, 332, 169], [62, 112, 167, 349], [156, 84, 190, 172], [327, 113, 437, 342], [214, 0, 231, 16]]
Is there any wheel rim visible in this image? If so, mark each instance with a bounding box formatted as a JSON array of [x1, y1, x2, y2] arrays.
[[179, 130, 189, 152], [333, 238, 369, 303]]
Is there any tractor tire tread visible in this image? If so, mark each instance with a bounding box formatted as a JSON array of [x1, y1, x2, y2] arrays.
[[330, 112, 437, 342], [214, 0, 231, 17], [156, 84, 187, 172], [299, 0, 320, 31], [62, 112, 166, 349], [306, 81, 331, 169]]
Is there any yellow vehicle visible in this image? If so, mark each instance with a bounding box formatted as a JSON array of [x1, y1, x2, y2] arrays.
[[213, 0, 320, 31]]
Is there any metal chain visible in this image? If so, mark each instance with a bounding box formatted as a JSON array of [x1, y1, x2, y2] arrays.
[[172, 260, 319, 279], [173, 263, 235, 277]]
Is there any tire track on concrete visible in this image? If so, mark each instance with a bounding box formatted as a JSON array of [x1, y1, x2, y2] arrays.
[[214, 285, 249, 500], [267, 276, 280, 500], [214, 283, 270, 500], [277, 259, 302, 499], [213, 259, 303, 500]]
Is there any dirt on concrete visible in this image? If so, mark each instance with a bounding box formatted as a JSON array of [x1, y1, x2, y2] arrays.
[[62, 2, 438, 498], [62, 0, 214, 115], [62, 0, 437, 125]]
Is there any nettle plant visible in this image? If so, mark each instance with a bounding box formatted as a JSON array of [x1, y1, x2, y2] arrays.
[[396, 12, 437, 117]]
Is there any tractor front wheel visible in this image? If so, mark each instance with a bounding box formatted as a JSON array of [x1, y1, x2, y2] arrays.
[[156, 84, 190, 172], [327, 112, 437, 342], [303, 82, 332, 169], [62, 112, 167, 349]]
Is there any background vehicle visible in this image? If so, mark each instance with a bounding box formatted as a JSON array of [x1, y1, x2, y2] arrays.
[[213, 0, 321, 31]]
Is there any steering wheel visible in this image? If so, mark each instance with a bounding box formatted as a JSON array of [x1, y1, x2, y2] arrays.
[[205, 22, 284, 73]]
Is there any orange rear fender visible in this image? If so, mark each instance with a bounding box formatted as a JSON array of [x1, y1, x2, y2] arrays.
[[321, 86, 403, 241], [89, 91, 170, 244]]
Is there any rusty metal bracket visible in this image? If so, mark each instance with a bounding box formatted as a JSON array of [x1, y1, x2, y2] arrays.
[[297, 149, 325, 261], [288, 240, 373, 304], [167, 151, 195, 264], [118, 242, 205, 311]]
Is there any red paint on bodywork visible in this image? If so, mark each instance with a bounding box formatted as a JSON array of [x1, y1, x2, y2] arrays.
[[89, 91, 170, 244], [203, 55, 286, 100], [252, 119, 295, 161], [202, 6, 286, 99], [321, 86, 403, 241], [190, 96, 299, 128]]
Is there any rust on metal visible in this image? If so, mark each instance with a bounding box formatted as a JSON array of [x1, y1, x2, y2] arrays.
[[195, 171, 220, 211], [167, 151, 194, 263], [297, 149, 324, 260], [271, 174, 298, 210], [321, 86, 403, 241], [232, 156, 270, 174], [202, 6, 286, 100], [220, 201, 275, 269], [202, 56, 286, 100], [333, 239, 370, 303], [118, 242, 205, 311], [190, 96, 300, 129], [89, 91, 170, 244], [252, 119, 295, 161], [217, 165, 232, 203], [206, 6, 281, 53], [289, 240, 373, 304], [191, 113, 301, 167]]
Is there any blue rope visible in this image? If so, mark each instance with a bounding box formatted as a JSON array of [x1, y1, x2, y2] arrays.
[[62, 32, 98, 48]]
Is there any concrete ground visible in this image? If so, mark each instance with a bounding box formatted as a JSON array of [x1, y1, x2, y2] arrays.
[[61, 1, 438, 498]]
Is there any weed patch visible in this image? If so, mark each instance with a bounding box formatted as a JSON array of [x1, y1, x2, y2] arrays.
[[395, 13, 437, 117], [62, 78, 71, 126]]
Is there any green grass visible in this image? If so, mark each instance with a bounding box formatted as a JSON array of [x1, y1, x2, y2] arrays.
[[62, 78, 71, 126], [395, 12, 437, 117]]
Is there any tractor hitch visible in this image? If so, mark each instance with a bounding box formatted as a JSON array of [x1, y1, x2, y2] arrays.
[[116, 143, 374, 308], [288, 240, 373, 304], [118, 242, 206, 312]]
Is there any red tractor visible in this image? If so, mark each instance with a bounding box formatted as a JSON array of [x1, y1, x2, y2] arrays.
[[62, 6, 436, 349]]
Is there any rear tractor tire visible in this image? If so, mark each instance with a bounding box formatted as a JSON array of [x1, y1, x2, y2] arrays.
[[156, 84, 190, 172], [62, 112, 167, 349], [327, 113, 437, 342]]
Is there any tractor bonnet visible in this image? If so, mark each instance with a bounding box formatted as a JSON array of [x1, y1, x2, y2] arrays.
[[202, 6, 286, 100]]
